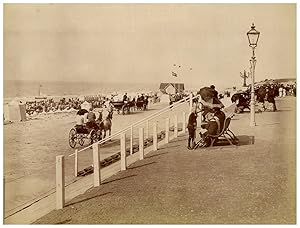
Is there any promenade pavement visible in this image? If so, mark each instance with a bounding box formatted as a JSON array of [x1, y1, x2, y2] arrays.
[[34, 97, 296, 224]]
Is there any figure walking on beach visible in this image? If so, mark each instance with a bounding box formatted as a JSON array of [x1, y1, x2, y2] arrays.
[[187, 106, 198, 150]]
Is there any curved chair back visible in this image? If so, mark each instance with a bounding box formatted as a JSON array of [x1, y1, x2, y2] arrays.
[[208, 116, 232, 138]]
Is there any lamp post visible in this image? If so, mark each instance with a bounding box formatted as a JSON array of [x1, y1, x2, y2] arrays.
[[247, 23, 260, 127]]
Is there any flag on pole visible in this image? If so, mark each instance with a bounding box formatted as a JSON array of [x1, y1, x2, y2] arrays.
[[172, 71, 178, 77]]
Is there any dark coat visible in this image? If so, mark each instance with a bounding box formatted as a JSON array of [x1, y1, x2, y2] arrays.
[[187, 112, 197, 129]]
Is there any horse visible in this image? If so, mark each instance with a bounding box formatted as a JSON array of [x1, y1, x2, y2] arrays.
[[99, 110, 113, 140]]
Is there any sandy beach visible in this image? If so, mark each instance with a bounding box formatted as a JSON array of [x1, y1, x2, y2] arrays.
[[4, 95, 234, 218], [4, 99, 199, 217]]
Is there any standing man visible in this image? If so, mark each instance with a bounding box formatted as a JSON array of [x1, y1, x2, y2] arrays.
[[123, 93, 128, 102], [266, 87, 277, 112], [86, 107, 99, 131], [187, 106, 198, 150]]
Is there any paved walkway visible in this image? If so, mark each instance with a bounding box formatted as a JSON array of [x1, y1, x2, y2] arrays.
[[34, 97, 296, 224]]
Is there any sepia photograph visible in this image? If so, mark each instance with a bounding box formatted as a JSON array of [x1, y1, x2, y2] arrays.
[[3, 2, 296, 224]]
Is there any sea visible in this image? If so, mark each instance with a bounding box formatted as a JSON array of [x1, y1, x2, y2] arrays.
[[3, 80, 160, 101], [3, 79, 230, 103]]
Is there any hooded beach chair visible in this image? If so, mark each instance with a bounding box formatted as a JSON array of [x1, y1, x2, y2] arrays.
[[194, 113, 238, 149]]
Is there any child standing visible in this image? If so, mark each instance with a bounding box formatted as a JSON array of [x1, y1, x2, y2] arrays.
[[187, 107, 198, 150]]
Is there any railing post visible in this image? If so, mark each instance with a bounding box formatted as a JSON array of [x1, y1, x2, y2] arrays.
[[130, 125, 133, 155], [165, 118, 170, 143], [92, 143, 101, 187], [121, 133, 127, 170], [189, 93, 193, 113], [145, 120, 149, 139], [182, 112, 186, 134], [139, 128, 144, 160], [74, 149, 78, 177], [174, 114, 178, 138], [56, 155, 65, 209], [153, 122, 158, 151]]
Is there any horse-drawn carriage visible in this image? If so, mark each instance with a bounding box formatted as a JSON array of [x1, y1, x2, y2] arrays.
[[68, 125, 101, 148], [69, 109, 113, 148], [110, 101, 133, 115], [135, 99, 148, 111], [111, 99, 148, 114]]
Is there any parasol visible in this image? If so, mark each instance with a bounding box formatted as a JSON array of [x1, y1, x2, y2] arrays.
[[77, 109, 88, 116]]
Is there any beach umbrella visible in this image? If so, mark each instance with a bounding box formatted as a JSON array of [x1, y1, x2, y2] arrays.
[[77, 109, 88, 116], [198, 87, 216, 102]]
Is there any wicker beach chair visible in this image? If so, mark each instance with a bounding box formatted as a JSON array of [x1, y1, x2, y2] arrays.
[[194, 114, 238, 149], [207, 114, 238, 147]]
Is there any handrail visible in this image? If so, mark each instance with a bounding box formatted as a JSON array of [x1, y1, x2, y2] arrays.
[[69, 94, 200, 157]]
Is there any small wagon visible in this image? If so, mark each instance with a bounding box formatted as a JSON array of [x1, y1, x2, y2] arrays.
[[111, 101, 131, 115], [68, 125, 101, 148]]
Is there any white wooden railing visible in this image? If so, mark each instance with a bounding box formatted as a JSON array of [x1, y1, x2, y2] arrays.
[[55, 93, 201, 209]]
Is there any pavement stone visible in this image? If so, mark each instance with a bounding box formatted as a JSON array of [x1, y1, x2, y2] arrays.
[[34, 97, 296, 224]]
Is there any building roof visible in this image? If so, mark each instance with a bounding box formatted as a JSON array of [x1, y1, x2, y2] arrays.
[[159, 83, 185, 94]]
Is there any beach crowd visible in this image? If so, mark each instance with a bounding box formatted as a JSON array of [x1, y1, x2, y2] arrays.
[[17, 80, 297, 117], [25, 93, 159, 116]]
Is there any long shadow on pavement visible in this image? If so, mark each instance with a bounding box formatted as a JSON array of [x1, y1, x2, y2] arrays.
[[145, 151, 168, 159], [128, 161, 156, 170], [102, 174, 137, 185], [201, 135, 253, 147], [65, 192, 113, 207]]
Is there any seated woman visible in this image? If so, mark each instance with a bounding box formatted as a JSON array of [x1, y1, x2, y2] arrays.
[[198, 86, 226, 146], [75, 112, 87, 134]]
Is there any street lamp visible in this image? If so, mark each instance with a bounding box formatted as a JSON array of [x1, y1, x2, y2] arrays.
[[247, 23, 260, 127]]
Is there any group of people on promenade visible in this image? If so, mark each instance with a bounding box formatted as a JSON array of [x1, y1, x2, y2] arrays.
[[187, 85, 225, 149], [232, 82, 296, 114], [186, 82, 296, 149], [255, 83, 296, 112]]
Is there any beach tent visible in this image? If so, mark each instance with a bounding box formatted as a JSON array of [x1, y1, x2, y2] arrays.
[[80, 101, 92, 111], [4, 99, 27, 121], [78, 95, 85, 101], [160, 94, 170, 103]]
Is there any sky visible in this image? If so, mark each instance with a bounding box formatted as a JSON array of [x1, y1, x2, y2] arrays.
[[3, 4, 296, 89]]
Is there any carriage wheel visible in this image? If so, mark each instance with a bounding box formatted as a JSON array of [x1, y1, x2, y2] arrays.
[[89, 130, 98, 145], [78, 135, 85, 146], [69, 128, 77, 148], [121, 105, 126, 115]]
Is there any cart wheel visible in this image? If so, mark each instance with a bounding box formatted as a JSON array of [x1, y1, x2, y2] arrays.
[[78, 136, 85, 146], [69, 128, 77, 148], [89, 130, 98, 145], [122, 105, 125, 115]]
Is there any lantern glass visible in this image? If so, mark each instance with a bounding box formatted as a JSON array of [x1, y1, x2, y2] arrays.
[[247, 23, 260, 47]]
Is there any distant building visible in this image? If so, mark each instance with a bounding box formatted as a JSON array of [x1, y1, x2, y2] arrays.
[[159, 83, 185, 94]]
